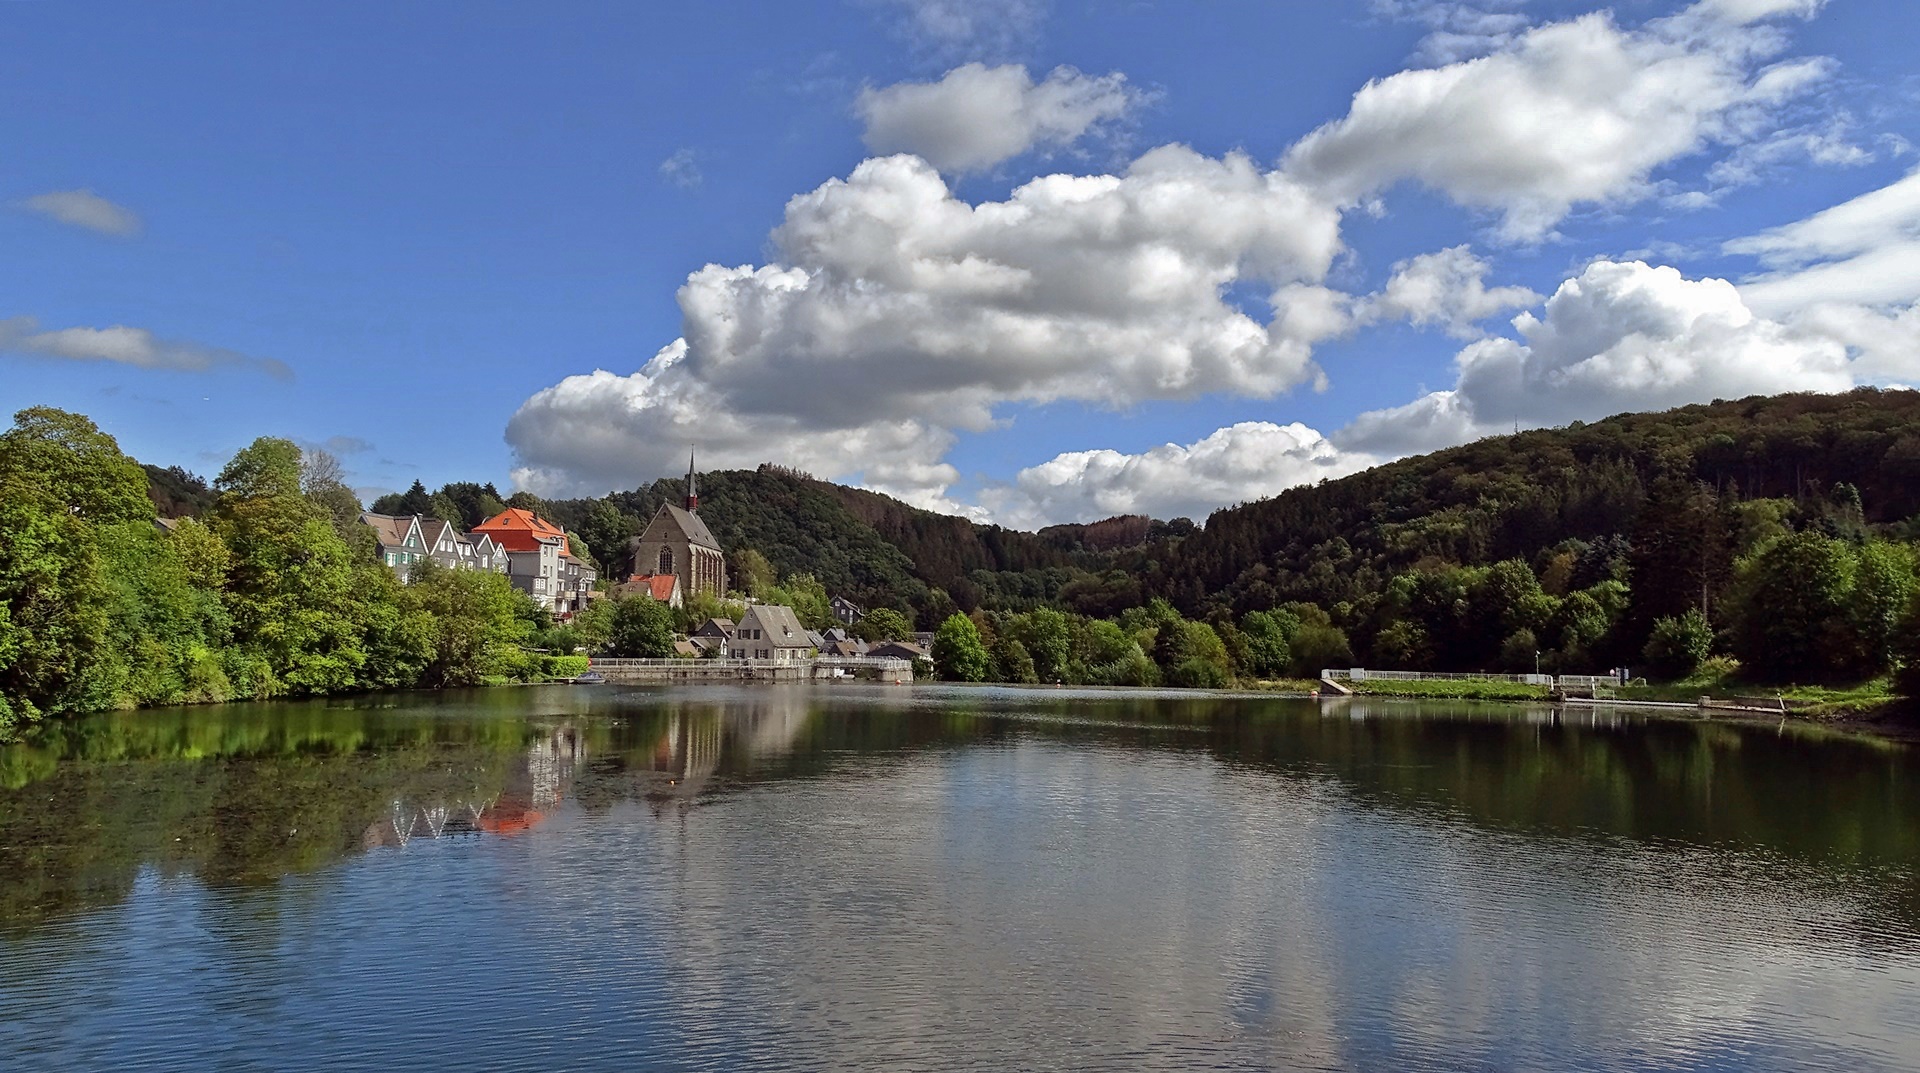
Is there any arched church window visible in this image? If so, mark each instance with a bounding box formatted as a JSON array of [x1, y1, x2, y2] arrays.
[[658, 546, 674, 575]]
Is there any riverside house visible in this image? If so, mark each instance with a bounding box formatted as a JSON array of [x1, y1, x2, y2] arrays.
[[361, 512, 508, 577], [471, 507, 598, 617], [725, 604, 812, 662]]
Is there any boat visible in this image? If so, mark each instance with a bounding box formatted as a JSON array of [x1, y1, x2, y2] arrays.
[[573, 670, 607, 684]]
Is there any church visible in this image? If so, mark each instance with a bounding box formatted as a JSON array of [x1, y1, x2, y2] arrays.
[[630, 453, 727, 600]]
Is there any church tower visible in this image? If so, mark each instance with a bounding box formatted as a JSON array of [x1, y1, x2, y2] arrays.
[[628, 447, 727, 600]]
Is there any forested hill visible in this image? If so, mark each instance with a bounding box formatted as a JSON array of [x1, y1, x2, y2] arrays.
[[1168, 387, 1920, 618], [316, 387, 1920, 654]]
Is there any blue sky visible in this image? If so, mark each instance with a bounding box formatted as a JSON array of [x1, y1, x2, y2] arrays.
[[4, 0, 1918, 526]]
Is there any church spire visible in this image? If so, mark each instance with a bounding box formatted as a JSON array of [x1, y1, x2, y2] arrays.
[[685, 447, 699, 512]]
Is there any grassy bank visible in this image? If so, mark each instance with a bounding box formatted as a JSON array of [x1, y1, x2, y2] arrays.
[[1341, 678, 1555, 701]]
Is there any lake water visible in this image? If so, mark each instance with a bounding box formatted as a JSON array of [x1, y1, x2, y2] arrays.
[[3, 685, 1920, 1071]]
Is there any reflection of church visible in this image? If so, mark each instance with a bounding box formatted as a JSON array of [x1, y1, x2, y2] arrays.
[[629, 453, 727, 599]]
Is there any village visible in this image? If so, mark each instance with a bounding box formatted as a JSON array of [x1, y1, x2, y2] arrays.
[[355, 455, 932, 668]]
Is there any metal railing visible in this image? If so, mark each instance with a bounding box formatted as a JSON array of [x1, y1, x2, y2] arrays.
[[588, 656, 910, 671], [1321, 668, 1621, 688]]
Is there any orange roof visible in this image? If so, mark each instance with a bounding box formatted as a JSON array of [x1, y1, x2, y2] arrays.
[[625, 573, 678, 601], [472, 508, 569, 554]]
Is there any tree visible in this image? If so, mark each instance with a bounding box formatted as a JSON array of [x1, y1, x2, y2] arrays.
[[211, 438, 371, 695], [1643, 610, 1713, 680], [1018, 608, 1072, 682], [606, 596, 676, 658], [1852, 541, 1917, 673], [1726, 531, 1859, 682], [578, 500, 640, 577], [1239, 609, 1297, 678], [408, 564, 527, 686], [932, 613, 990, 682], [1157, 620, 1231, 688], [0, 408, 157, 732], [733, 549, 776, 598], [853, 607, 912, 642]]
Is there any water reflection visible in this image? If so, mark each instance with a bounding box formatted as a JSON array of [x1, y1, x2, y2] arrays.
[[4, 686, 1920, 1070]]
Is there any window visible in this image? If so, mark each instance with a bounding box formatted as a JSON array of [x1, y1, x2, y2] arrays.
[[658, 546, 674, 575]]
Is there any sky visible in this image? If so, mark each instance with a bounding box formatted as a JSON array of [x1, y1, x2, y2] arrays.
[[4, 0, 1918, 528]]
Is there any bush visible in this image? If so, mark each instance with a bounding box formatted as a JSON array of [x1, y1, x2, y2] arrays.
[[541, 654, 590, 679]]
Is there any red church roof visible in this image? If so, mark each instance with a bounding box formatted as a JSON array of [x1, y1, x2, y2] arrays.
[[472, 508, 569, 555]]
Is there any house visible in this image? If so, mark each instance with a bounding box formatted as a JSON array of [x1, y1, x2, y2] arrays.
[[691, 617, 735, 642], [822, 636, 870, 658], [362, 512, 428, 574], [473, 507, 594, 613], [725, 604, 813, 662], [363, 512, 513, 580], [867, 640, 928, 661], [630, 452, 726, 600], [613, 573, 683, 608], [830, 595, 864, 626]]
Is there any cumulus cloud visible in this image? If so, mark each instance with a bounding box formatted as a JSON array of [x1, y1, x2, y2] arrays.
[[507, 148, 1345, 501], [1356, 245, 1541, 338], [857, 63, 1141, 174], [1285, 2, 1833, 240], [1336, 260, 1854, 455], [0, 316, 292, 380], [16, 189, 142, 236], [985, 421, 1378, 527]]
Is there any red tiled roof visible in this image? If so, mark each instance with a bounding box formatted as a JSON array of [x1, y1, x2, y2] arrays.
[[473, 508, 569, 554], [624, 573, 678, 601]]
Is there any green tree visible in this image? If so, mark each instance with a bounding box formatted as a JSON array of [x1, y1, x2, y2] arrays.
[[853, 607, 912, 642], [932, 613, 990, 682], [0, 408, 157, 733], [211, 438, 371, 695], [408, 563, 528, 686], [606, 596, 676, 658], [1726, 531, 1859, 682], [1018, 608, 1072, 682], [1239, 609, 1298, 678], [733, 548, 776, 598], [1852, 541, 1917, 672], [1643, 609, 1713, 680]]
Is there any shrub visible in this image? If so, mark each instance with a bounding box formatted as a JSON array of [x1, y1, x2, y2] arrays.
[[1643, 609, 1713, 680]]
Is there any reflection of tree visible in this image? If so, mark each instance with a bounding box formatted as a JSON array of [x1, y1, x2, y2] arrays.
[[6, 687, 1920, 938]]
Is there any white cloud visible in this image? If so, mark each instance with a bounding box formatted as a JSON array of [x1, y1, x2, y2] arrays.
[[1728, 167, 1920, 311], [507, 148, 1345, 501], [985, 421, 1378, 527], [1356, 245, 1541, 338], [867, 0, 1047, 60], [1285, 2, 1833, 241], [1704, 120, 1871, 190], [659, 149, 703, 190], [857, 63, 1141, 174], [0, 316, 292, 380], [1335, 260, 1854, 455], [16, 189, 142, 236]]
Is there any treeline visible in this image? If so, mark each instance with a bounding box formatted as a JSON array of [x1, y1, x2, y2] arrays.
[[0, 408, 637, 739]]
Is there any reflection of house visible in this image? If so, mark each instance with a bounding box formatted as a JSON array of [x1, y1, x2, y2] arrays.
[[830, 595, 864, 626], [726, 604, 813, 662], [613, 573, 682, 608], [472, 507, 596, 615], [630, 453, 726, 600]]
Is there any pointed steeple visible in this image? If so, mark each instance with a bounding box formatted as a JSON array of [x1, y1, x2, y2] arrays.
[[685, 447, 699, 512]]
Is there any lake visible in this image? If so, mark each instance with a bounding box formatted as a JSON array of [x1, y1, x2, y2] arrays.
[[3, 684, 1919, 1071]]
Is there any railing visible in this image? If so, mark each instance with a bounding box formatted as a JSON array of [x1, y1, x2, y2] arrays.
[[587, 656, 911, 671], [1321, 668, 1621, 689]]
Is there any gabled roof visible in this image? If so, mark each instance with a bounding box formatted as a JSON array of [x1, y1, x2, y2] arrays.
[[740, 604, 810, 647], [693, 617, 735, 637], [473, 508, 570, 554], [360, 512, 422, 551], [419, 517, 459, 551], [653, 503, 721, 552], [624, 573, 680, 601]]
